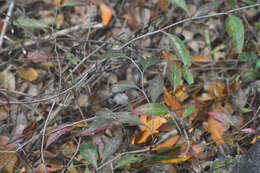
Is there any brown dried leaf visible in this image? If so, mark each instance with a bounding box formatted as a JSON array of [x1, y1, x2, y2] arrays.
[[19, 67, 38, 82], [123, 13, 137, 30], [0, 70, 15, 90], [208, 116, 225, 145]]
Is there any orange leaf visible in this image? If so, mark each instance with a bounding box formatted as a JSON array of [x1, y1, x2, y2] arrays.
[[123, 13, 137, 30], [190, 56, 212, 62], [133, 116, 167, 144], [250, 135, 260, 144], [162, 50, 174, 60], [152, 135, 179, 151], [100, 2, 112, 26], [204, 81, 226, 98], [19, 67, 38, 82], [36, 162, 62, 173], [163, 87, 183, 116], [208, 117, 225, 145]]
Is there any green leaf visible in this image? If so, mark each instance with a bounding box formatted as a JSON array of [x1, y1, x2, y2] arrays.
[[101, 135, 123, 163], [66, 52, 78, 65], [168, 0, 189, 14], [241, 107, 253, 113], [148, 75, 164, 102], [166, 33, 191, 66], [61, 1, 85, 7], [140, 57, 159, 71], [134, 103, 168, 116], [211, 156, 238, 173], [225, 15, 244, 53], [100, 50, 125, 59], [238, 52, 258, 60], [114, 154, 142, 169], [183, 68, 194, 84], [168, 62, 180, 92], [112, 80, 138, 92], [13, 18, 48, 29], [182, 105, 195, 118], [115, 112, 145, 125], [80, 143, 98, 169]]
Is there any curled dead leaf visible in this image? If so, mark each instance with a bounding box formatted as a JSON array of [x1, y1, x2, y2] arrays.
[[0, 70, 15, 90], [19, 67, 38, 82]]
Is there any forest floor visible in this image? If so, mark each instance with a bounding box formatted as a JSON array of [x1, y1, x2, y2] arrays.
[[0, 0, 260, 173]]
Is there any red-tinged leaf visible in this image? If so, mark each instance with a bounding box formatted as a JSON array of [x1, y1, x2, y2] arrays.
[[77, 125, 110, 136], [123, 13, 137, 30], [45, 123, 72, 149], [36, 162, 62, 173], [208, 110, 233, 129], [192, 143, 216, 159], [133, 103, 168, 116], [241, 128, 257, 134]]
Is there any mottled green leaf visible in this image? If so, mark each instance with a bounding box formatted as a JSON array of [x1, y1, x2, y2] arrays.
[[168, 0, 189, 14], [134, 103, 168, 116], [140, 57, 159, 71], [115, 112, 145, 125], [182, 105, 195, 118], [66, 52, 78, 65], [101, 135, 123, 163], [112, 80, 138, 92], [225, 15, 244, 53], [148, 75, 164, 102], [114, 154, 143, 169], [80, 143, 98, 169], [168, 62, 180, 92], [13, 18, 48, 29], [100, 50, 125, 59], [61, 1, 85, 7], [183, 68, 194, 84], [166, 33, 191, 66]]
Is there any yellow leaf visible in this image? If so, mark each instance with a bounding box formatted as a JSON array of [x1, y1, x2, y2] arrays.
[[152, 135, 179, 151], [161, 144, 192, 163], [133, 116, 167, 144], [163, 87, 183, 116], [100, 2, 112, 26], [190, 56, 212, 62], [19, 67, 38, 82]]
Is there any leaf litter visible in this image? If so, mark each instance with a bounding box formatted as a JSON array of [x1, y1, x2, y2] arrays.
[[0, 0, 259, 173]]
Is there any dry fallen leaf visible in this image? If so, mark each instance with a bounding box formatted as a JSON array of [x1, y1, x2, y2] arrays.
[[152, 135, 179, 151], [203, 81, 226, 99], [100, 2, 112, 26], [208, 116, 225, 145], [164, 87, 184, 116], [161, 144, 192, 163], [36, 162, 62, 173], [0, 136, 18, 173], [19, 67, 38, 82], [0, 70, 15, 90], [131, 115, 168, 144], [190, 56, 212, 62], [123, 13, 137, 30]]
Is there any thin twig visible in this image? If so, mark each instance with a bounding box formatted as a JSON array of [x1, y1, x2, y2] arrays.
[[117, 3, 260, 50], [0, 0, 15, 48], [0, 23, 103, 54], [41, 102, 56, 173]]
